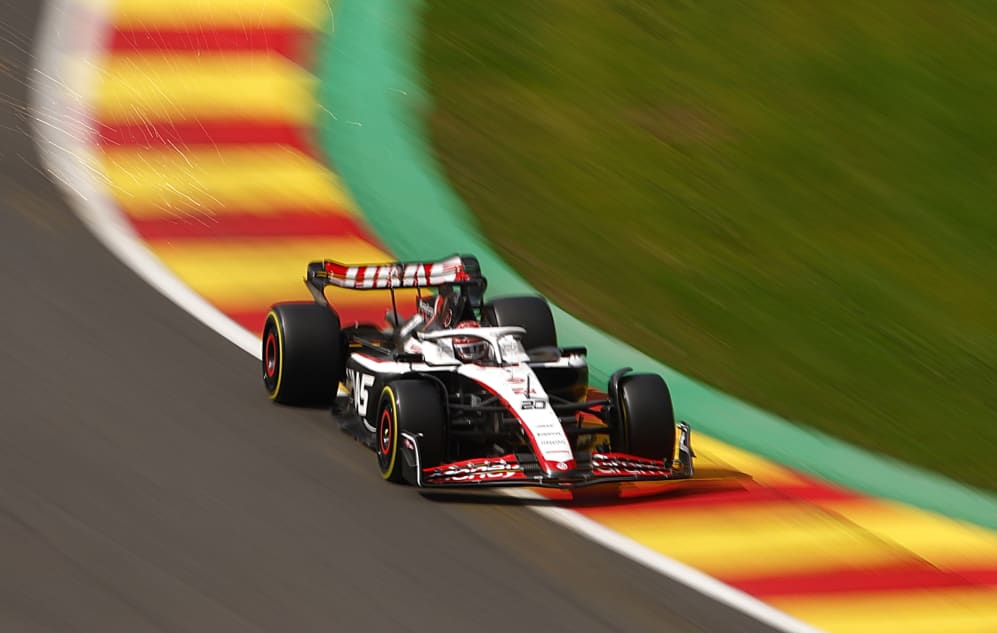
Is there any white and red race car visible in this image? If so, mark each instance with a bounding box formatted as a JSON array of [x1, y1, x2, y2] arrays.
[[262, 254, 694, 488]]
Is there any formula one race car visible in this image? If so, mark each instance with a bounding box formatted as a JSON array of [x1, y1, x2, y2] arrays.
[[262, 254, 694, 488]]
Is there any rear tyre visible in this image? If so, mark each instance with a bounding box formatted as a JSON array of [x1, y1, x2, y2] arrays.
[[610, 374, 676, 460], [483, 295, 557, 350], [486, 295, 587, 401], [375, 380, 447, 483], [262, 303, 345, 406]]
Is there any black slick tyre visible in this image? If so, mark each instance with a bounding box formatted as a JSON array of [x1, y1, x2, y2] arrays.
[[483, 295, 557, 350], [611, 373, 676, 460], [262, 303, 345, 406], [375, 380, 446, 483]]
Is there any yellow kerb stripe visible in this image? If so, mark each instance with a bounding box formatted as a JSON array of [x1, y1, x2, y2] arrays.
[[100, 146, 355, 218], [690, 434, 810, 489], [147, 237, 402, 309], [771, 587, 997, 633], [95, 55, 317, 125], [592, 500, 915, 579], [112, 0, 330, 29], [823, 499, 997, 569]]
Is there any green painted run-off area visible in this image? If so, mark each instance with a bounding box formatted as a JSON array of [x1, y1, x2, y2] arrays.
[[317, 0, 997, 530]]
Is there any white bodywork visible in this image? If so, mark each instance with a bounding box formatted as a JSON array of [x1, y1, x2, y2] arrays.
[[456, 362, 574, 470], [350, 326, 584, 473]]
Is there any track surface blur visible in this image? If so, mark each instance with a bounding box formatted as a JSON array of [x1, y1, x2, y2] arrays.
[[0, 2, 776, 631]]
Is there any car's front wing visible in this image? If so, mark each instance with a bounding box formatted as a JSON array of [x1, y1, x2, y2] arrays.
[[399, 423, 695, 488]]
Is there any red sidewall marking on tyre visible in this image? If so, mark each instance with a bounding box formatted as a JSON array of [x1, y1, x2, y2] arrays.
[[264, 331, 277, 378], [379, 408, 393, 456]]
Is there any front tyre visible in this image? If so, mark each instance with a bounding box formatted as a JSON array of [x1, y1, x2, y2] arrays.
[[262, 303, 345, 406], [610, 373, 676, 460], [376, 380, 447, 483]]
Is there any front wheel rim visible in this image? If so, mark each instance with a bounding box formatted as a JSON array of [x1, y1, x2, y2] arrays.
[[264, 332, 277, 378], [263, 324, 280, 393]]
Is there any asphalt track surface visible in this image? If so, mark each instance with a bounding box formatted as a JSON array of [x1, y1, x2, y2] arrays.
[[0, 2, 778, 632]]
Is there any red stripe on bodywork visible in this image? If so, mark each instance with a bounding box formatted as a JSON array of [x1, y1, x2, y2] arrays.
[[730, 562, 997, 598], [109, 27, 313, 63], [131, 211, 379, 242], [97, 121, 318, 157]]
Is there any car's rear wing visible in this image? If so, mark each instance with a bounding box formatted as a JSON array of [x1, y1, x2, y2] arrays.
[[305, 254, 486, 306]]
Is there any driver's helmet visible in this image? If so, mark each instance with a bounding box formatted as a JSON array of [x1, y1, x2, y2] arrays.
[[452, 320, 490, 362]]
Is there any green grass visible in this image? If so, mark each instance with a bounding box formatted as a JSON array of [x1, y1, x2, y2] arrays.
[[422, 0, 997, 492]]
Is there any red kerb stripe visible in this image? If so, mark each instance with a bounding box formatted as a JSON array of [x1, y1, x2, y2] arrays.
[[730, 562, 997, 598], [98, 121, 319, 158], [229, 305, 389, 335], [109, 27, 313, 62], [130, 211, 380, 243], [578, 480, 861, 519]]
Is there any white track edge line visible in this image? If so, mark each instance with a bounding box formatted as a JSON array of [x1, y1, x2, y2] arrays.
[[28, 2, 823, 632]]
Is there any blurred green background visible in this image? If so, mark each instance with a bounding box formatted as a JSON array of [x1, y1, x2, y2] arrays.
[[423, 0, 997, 491]]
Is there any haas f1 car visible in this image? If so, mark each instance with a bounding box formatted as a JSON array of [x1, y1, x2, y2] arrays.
[[262, 254, 694, 488]]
